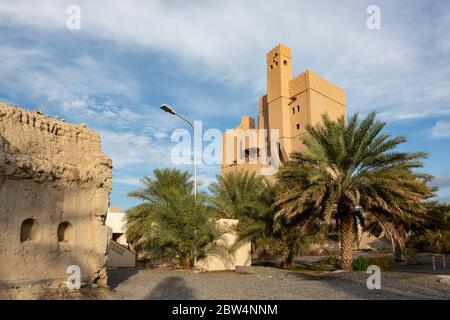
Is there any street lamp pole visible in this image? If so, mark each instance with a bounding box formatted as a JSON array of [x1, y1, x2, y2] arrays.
[[160, 104, 198, 266], [160, 104, 197, 198]]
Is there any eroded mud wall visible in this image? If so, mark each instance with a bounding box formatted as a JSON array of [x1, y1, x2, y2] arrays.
[[0, 102, 112, 287]]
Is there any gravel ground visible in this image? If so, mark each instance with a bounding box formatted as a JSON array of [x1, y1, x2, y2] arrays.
[[108, 266, 450, 300], [0, 284, 117, 300]]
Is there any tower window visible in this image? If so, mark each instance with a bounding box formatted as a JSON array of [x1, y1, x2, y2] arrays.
[[297, 105, 300, 112], [277, 142, 285, 163], [57, 222, 73, 242], [296, 124, 300, 130], [245, 148, 260, 161], [20, 218, 39, 242], [292, 108, 295, 114], [284, 60, 288, 66], [270, 65, 273, 70], [275, 61, 278, 66]]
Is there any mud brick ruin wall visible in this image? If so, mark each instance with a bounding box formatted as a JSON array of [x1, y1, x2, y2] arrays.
[[0, 102, 112, 287]]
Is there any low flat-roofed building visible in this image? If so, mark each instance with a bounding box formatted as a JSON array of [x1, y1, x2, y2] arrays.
[[105, 206, 136, 268]]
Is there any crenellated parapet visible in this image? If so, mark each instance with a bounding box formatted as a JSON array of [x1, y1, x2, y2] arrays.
[[0, 102, 111, 187], [0, 102, 102, 145], [289, 70, 346, 106], [266, 44, 291, 62], [223, 44, 346, 179]]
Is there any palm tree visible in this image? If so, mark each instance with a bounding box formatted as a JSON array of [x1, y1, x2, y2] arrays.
[[275, 113, 433, 270], [209, 170, 274, 220], [209, 171, 278, 253], [406, 201, 450, 254], [209, 171, 322, 268], [125, 168, 225, 268]]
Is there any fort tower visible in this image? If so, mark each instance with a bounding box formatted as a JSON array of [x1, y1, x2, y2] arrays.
[[222, 45, 346, 176]]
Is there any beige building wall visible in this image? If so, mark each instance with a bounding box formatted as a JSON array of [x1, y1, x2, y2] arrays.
[[222, 45, 346, 176], [0, 102, 112, 287], [105, 207, 128, 246], [105, 207, 136, 267], [107, 238, 136, 268], [195, 219, 251, 271]]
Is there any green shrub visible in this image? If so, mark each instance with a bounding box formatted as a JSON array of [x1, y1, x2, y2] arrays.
[[406, 248, 419, 257], [368, 256, 394, 271], [314, 255, 340, 271], [406, 202, 450, 254], [353, 256, 369, 271], [325, 255, 340, 271], [309, 263, 326, 271], [326, 255, 339, 269]]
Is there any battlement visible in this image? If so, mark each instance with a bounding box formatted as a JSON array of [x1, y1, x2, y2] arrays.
[[235, 115, 255, 130], [0, 102, 101, 145], [258, 95, 268, 113], [0, 101, 111, 184], [289, 70, 345, 105], [223, 44, 346, 177], [266, 44, 291, 63]]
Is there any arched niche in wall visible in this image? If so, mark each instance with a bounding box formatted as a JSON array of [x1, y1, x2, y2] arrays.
[[20, 218, 39, 242], [57, 221, 73, 243]]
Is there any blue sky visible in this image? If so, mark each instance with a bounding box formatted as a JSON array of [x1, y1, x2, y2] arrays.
[[1, 0, 449, 210]]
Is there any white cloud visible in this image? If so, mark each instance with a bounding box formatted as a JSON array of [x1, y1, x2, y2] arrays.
[[1, 1, 450, 121], [197, 175, 216, 189], [438, 194, 450, 204], [431, 175, 450, 188], [153, 131, 168, 139], [99, 129, 173, 168], [431, 121, 450, 138], [0, 44, 138, 122], [2, 1, 450, 208], [113, 174, 142, 186]]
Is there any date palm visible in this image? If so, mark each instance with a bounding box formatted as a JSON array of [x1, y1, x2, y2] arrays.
[[125, 168, 225, 268], [275, 112, 433, 270], [407, 201, 450, 254], [209, 171, 280, 254], [209, 171, 274, 220], [209, 171, 322, 268]]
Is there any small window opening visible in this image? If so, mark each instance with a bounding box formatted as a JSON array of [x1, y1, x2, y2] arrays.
[[292, 108, 295, 114], [20, 218, 38, 242], [270, 65, 273, 70], [57, 222, 73, 242], [244, 148, 260, 161], [297, 105, 300, 112], [296, 124, 300, 130], [277, 142, 286, 163], [284, 60, 288, 65]]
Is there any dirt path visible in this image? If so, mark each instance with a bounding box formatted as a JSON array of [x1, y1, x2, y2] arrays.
[[107, 267, 450, 300]]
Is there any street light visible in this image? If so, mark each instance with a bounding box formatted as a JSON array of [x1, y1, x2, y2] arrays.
[[160, 104, 176, 115], [160, 104, 197, 198], [160, 103, 198, 266]]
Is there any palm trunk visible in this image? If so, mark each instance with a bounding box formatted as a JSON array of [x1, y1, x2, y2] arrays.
[[283, 249, 296, 270], [394, 243, 405, 262], [356, 222, 364, 251], [340, 214, 353, 270], [394, 229, 406, 262]]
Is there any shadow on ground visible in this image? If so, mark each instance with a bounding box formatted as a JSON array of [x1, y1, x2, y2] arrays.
[[145, 276, 196, 300], [107, 268, 139, 290], [289, 269, 448, 300]]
